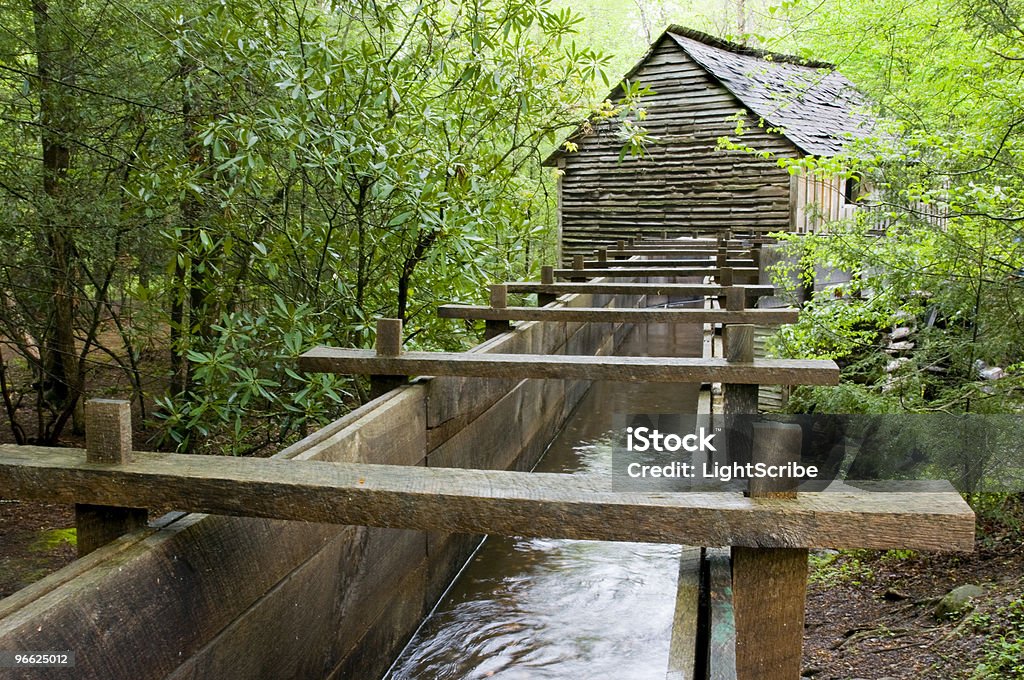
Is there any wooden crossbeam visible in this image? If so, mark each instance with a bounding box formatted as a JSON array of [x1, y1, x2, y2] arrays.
[[0, 446, 974, 551], [298, 348, 840, 385], [603, 249, 752, 258], [437, 305, 799, 325], [554, 267, 758, 279], [580, 258, 754, 268], [504, 282, 775, 297]]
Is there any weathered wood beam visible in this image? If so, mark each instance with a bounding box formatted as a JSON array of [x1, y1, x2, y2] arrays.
[[0, 447, 975, 550], [553, 267, 759, 279], [298, 348, 840, 385], [504, 282, 774, 298], [604, 249, 752, 257], [580, 258, 754, 268], [437, 305, 798, 325]]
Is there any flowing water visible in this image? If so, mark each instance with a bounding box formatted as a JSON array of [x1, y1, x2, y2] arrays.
[[387, 322, 703, 680]]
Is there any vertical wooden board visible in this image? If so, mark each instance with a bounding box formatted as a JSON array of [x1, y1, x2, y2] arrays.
[[732, 547, 808, 680], [303, 386, 425, 465], [325, 561, 431, 680], [165, 533, 354, 680], [167, 521, 431, 680], [427, 383, 527, 472], [425, 330, 529, 432], [706, 548, 737, 680], [666, 547, 702, 680], [424, 530, 485, 605]]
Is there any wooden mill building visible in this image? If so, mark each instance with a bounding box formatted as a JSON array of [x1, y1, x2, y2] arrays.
[[546, 26, 875, 262]]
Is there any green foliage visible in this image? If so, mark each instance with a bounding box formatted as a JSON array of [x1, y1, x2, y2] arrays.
[[808, 549, 876, 587], [0, 0, 623, 452], [971, 597, 1024, 679]]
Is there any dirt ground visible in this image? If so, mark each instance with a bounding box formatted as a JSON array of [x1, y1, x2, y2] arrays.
[[803, 495, 1024, 680]]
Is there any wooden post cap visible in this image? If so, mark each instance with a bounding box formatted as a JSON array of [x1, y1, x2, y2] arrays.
[[572, 254, 585, 270], [617, 240, 626, 250], [375, 318, 403, 357], [85, 399, 133, 464], [541, 265, 554, 285], [597, 247, 607, 263], [489, 284, 508, 309]]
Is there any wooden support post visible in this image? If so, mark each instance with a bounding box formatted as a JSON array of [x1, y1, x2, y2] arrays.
[[723, 325, 757, 410], [489, 283, 507, 309], [485, 284, 512, 339], [375, 318, 402, 356], [571, 254, 586, 282], [716, 250, 728, 269], [75, 399, 147, 557], [725, 287, 745, 312], [719, 267, 734, 287], [616, 239, 626, 250], [370, 318, 405, 398], [732, 423, 807, 680], [750, 246, 762, 274], [596, 247, 607, 263], [539, 266, 557, 306], [661, 230, 669, 240], [541, 265, 554, 285], [723, 325, 757, 466]]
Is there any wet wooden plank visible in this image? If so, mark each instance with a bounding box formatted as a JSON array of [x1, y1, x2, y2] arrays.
[[299, 348, 839, 386], [706, 548, 737, 680], [666, 547, 703, 680], [438, 305, 798, 325], [0, 447, 975, 550]]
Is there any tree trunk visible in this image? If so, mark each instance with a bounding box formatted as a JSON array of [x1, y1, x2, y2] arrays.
[[33, 0, 80, 441]]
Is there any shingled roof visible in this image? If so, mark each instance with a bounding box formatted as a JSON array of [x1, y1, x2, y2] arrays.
[[547, 26, 875, 162]]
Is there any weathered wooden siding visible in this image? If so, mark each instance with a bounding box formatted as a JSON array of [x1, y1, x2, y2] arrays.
[[558, 39, 802, 263], [0, 290, 643, 680]]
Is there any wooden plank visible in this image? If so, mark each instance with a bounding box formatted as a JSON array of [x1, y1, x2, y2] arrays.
[[505, 282, 774, 297], [554, 267, 759, 279], [581, 258, 754, 268], [438, 305, 798, 325], [606, 249, 751, 257], [299, 348, 840, 386], [666, 547, 702, 680], [706, 548, 738, 680], [0, 446, 975, 550]]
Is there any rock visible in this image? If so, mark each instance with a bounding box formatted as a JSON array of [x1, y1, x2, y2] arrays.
[[933, 584, 985, 619], [883, 588, 910, 601], [885, 357, 911, 373], [886, 340, 915, 352], [890, 326, 913, 341]]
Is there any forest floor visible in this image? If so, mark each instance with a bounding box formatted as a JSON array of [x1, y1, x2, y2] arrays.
[[2, 496, 1021, 678], [803, 494, 1024, 680]]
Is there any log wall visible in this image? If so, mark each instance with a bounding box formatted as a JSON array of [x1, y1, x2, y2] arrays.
[[557, 38, 802, 263], [0, 291, 639, 680]]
